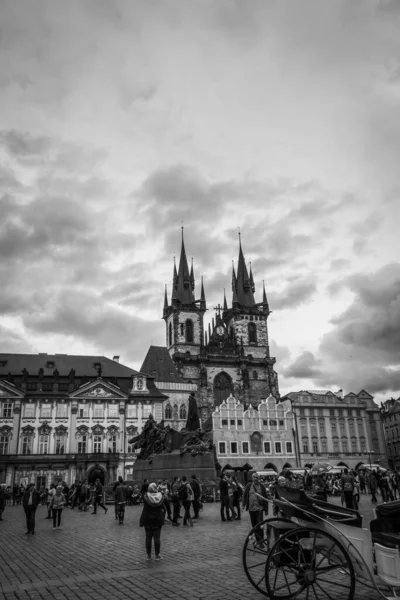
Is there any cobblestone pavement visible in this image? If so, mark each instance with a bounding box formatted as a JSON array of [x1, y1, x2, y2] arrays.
[[0, 495, 385, 600]]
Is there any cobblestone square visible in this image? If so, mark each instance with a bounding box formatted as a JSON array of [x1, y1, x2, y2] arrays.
[[0, 496, 384, 600]]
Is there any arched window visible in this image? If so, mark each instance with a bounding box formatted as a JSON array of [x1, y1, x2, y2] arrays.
[[248, 322, 257, 344], [165, 404, 172, 419], [173, 404, 178, 419], [179, 404, 187, 420], [213, 372, 233, 407], [168, 322, 172, 347], [185, 319, 193, 342]]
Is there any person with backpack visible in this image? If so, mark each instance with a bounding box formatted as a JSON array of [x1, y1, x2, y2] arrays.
[[190, 474, 201, 519], [114, 478, 128, 524], [341, 468, 355, 509], [170, 476, 181, 526], [242, 473, 269, 542], [179, 475, 194, 527], [139, 482, 165, 560]]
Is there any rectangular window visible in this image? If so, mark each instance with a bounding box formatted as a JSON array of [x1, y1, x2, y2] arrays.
[[24, 403, 35, 418], [2, 402, 12, 418], [219, 442, 226, 455], [237, 419, 243, 427], [319, 421, 326, 434], [109, 434, 117, 453], [242, 441, 249, 454], [39, 435, 49, 454], [56, 403, 68, 418], [299, 408, 304, 416], [79, 404, 89, 418], [351, 439, 357, 452], [0, 435, 9, 454], [142, 405, 152, 419], [309, 409, 314, 416], [264, 441, 271, 453], [303, 442, 309, 453], [313, 441, 318, 453], [360, 438, 366, 451], [339, 422, 346, 435], [342, 440, 348, 453], [22, 436, 33, 455], [356, 410, 361, 416], [286, 441, 293, 454], [230, 442, 238, 454], [127, 404, 137, 418], [55, 436, 65, 454], [221, 419, 228, 426], [275, 442, 282, 454], [40, 403, 52, 418], [279, 420, 284, 427], [270, 420, 277, 429], [333, 440, 340, 453], [330, 420, 337, 433], [263, 419, 268, 426], [93, 435, 102, 453], [321, 440, 327, 453], [330, 409, 335, 416], [230, 419, 235, 426], [108, 404, 119, 418], [93, 404, 104, 419], [78, 436, 87, 454], [338, 409, 343, 416], [127, 441, 135, 453]]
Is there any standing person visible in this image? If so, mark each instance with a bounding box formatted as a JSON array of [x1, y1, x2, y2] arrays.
[[139, 482, 165, 560], [0, 483, 6, 521], [231, 474, 243, 520], [23, 483, 41, 535], [170, 476, 181, 526], [242, 473, 269, 542], [45, 484, 56, 519], [50, 485, 66, 529], [159, 479, 172, 522], [219, 473, 232, 522], [341, 469, 355, 509], [79, 479, 88, 512], [114, 478, 128, 524], [369, 470, 378, 503], [113, 476, 124, 520], [91, 478, 108, 515], [180, 476, 194, 527], [190, 475, 201, 520]]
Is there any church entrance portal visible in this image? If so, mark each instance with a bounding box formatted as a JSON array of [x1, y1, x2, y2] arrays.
[[87, 466, 105, 485]]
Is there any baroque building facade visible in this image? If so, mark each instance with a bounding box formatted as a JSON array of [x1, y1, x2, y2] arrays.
[[380, 397, 400, 470], [162, 231, 280, 424], [282, 389, 387, 470], [0, 354, 167, 487]]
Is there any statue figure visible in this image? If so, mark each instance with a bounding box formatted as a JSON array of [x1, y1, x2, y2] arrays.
[[21, 368, 29, 382], [68, 369, 76, 383], [38, 368, 44, 381], [53, 368, 60, 381], [6, 372, 14, 384], [186, 393, 200, 431], [200, 366, 207, 388]]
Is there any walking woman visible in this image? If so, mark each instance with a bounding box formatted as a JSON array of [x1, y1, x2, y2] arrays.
[[139, 482, 165, 560], [50, 485, 66, 529]]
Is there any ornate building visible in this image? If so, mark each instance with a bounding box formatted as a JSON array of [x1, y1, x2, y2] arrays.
[[212, 394, 296, 472], [161, 231, 280, 423], [380, 397, 400, 470], [0, 354, 167, 487], [283, 389, 387, 470]]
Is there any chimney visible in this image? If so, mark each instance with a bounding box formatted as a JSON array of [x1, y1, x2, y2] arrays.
[[113, 356, 120, 363]]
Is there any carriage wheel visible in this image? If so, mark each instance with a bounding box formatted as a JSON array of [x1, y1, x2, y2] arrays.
[[265, 526, 355, 600], [243, 517, 294, 597]]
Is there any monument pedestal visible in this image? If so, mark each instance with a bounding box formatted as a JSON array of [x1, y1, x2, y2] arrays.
[[131, 450, 216, 483]]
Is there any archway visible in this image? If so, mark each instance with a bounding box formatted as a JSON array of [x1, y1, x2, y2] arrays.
[[283, 462, 293, 469], [213, 372, 233, 407], [87, 465, 105, 485], [264, 462, 278, 472], [355, 462, 364, 470], [336, 461, 349, 468]]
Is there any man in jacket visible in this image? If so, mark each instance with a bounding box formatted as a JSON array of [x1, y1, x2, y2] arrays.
[[219, 473, 232, 522], [91, 478, 108, 515], [341, 468, 355, 509], [190, 475, 202, 519], [23, 483, 41, 535], [242, 473, 269, 542], [114, 478, 128, 524]]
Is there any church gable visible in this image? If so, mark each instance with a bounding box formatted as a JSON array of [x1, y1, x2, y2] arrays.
[[70, 379, 127, 400]]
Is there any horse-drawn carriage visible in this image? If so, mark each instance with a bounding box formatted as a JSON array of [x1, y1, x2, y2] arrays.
[[243, 486, 400, 599]]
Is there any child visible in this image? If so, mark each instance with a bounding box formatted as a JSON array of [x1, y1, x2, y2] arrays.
[[50, 485, 66, 530]]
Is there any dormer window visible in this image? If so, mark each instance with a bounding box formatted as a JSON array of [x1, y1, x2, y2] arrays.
[[0, 360, 8, 367], [46, 361, 55, 369]]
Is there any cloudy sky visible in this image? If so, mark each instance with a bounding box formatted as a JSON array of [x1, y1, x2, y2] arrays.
[[1, 0, 399, 404]]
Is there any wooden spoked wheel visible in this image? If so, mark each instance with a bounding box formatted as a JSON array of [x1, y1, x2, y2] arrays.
[[243, 517, 295, 597], [265, 526, 355, 600]]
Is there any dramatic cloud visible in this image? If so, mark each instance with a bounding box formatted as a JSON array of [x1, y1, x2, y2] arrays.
[[0, 1, 399, 397]]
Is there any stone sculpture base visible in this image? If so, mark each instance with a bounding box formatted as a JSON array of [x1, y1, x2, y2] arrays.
[[131, 450, 217, 483]]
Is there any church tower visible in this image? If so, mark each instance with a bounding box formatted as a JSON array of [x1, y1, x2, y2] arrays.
[[163, 228, 206, 362]]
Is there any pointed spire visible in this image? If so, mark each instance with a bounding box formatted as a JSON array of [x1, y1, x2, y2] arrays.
[[249, 262, 255, 293], [175, 227, 195, 304], [231, 261, 237, 291], [190, 258, 195, 290], [163, 284, 168, 317], [223, 289, 228, 311], [263, 280, 270, 312], [200, 276, 206, 310], [171, 256, 178, 302], [235, 236, 256, 307]]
